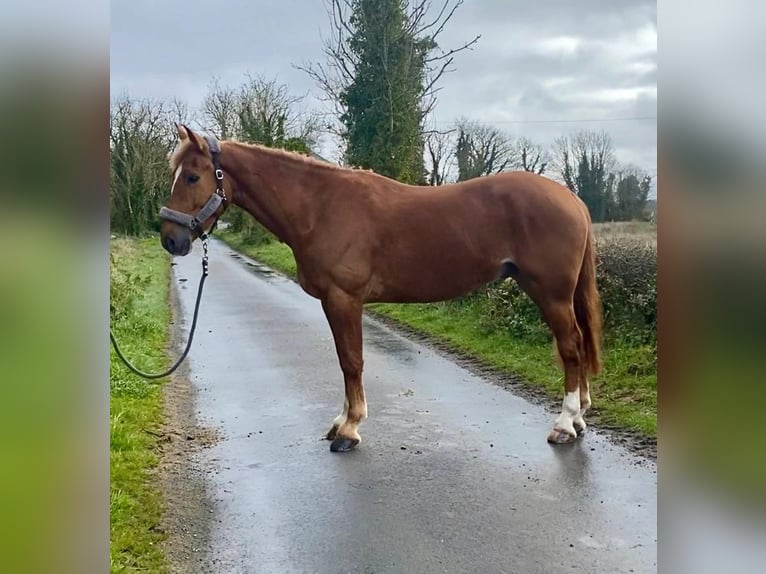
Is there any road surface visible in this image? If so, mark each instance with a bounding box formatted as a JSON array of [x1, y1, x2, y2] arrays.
[[169, 238, 656, 574]]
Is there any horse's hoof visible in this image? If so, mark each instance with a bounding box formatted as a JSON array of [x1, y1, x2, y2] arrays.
[[547, 428, 577, 444], [330, 437, 359, 452]]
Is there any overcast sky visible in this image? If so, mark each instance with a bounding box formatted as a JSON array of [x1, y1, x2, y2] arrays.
[[111, 0, 656, 178]]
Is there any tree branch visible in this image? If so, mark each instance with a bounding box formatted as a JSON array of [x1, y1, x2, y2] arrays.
[[425, 35, 480, 63]]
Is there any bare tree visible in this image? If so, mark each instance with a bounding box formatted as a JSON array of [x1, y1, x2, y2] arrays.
[[425, 129, 455, 185], [201, 75, 321, 148], [109, 95, 178, 234], [553, 130, 616, 191], [235, 75, 321, 148], [296, 0, 480, 137], [166, 96, 195, 128], [201, 78, 238, 139], [454, 118, 516, 181], [553, 130, 616, 221], [514, 137, 550, 175]]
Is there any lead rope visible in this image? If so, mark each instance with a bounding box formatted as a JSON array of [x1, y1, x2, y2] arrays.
[[109, 235, 210, 379]]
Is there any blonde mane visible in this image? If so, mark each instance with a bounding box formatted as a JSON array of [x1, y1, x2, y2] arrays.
[[168, 135, 373, 175], [227, 140, 349, 172]]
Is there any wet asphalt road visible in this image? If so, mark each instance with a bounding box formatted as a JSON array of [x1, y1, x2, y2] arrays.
[[171, 238, 657, 574]]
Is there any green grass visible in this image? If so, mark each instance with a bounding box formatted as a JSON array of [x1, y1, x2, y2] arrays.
[[110, 236, 171, 573], [215, 229, 656, 438]]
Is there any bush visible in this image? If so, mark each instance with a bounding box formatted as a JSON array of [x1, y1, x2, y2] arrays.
[[595, 237, 656, 345], [476, 236, 656, 347], [479, 283, 550, 344], [224, 206, 275, 246]]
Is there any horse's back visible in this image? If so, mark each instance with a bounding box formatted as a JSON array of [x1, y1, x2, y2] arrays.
[[459, 171, 585, 215], [359, 172, 586, 301]]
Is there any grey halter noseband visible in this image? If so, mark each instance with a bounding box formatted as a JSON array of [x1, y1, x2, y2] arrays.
[[159, 135, 228, 232]]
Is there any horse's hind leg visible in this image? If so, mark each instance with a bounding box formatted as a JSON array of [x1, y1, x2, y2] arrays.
[[574, 377, 591, 433], [518, 274, 586, 443], [321, 288, 367, 453], [543, 300, 586, 443]]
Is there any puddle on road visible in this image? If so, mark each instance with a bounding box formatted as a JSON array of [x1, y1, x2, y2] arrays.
[[228, 250, 419, 365], [229, 251, 278, 279], [364, 320, 418, 365]]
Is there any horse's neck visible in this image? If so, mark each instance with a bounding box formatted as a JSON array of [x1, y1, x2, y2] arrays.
[[223, 144, 318, 248]]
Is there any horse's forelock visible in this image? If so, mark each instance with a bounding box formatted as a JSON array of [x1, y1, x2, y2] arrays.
[[168, 138, 199, 172]]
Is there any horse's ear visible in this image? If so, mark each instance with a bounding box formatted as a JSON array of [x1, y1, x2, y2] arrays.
[[179, 124, 204, 152]]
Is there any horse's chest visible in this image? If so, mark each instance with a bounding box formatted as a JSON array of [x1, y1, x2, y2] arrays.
[[296, 265, 323, 299]]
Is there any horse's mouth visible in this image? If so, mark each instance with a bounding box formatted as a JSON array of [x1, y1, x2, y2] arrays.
[[161, 232, 192, 256]]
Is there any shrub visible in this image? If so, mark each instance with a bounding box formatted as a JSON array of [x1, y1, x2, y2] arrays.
[[476, 236, 656, 346], [479, 283, 550, 344], [223, 206, 275, 246], [595, 237, 656, 345]]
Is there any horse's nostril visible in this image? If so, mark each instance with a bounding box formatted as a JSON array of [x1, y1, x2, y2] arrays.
[[163, 235, 176, 253]]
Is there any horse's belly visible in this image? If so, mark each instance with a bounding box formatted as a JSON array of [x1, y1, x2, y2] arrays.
[[371, 258, 498, 303]]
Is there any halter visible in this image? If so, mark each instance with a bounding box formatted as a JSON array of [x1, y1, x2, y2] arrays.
[[159, 135, 228, 232]]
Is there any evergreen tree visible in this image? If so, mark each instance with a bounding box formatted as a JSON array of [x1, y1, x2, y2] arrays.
[[300, 0, 478, 185], [576, 152, 609, 222], [613, 172, 652, 220], [554, 130, 615, 222], [340, 0, 430, 183]]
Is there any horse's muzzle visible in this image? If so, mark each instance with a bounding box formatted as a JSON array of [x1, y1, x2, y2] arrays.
[[161, 226, 192, 256]]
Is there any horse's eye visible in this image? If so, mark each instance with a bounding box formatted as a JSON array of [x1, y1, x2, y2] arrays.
[[186, 174, 200, 184]]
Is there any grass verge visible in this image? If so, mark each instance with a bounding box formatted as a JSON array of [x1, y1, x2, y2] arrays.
[[217, 229, 297, 277], [215, 228, 656, 438], [110, 236, 170, 573]]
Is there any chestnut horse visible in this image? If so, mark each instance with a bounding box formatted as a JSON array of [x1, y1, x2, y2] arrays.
[[160, 125, 602, 452]]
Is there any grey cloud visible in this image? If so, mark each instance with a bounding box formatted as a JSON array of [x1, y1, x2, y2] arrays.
[[111, 0, 656, 176]]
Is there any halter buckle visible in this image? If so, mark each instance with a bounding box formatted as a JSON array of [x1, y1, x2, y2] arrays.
[[215, 169, 224, 180]]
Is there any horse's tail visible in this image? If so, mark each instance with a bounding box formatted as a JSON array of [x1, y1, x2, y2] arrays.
[[574, 228, 602, 376]]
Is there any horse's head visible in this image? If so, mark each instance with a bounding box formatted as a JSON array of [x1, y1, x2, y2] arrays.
[[160, 124, 228, 256]]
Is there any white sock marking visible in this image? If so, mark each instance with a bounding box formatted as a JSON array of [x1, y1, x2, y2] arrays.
[[332, 399, 349, 428], [574, 386, 591, 430], [555, 391, 581, 436]]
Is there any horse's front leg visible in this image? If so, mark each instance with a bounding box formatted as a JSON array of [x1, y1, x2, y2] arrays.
[[321, 288, 366, 453], [325, 399, 348, 441]]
